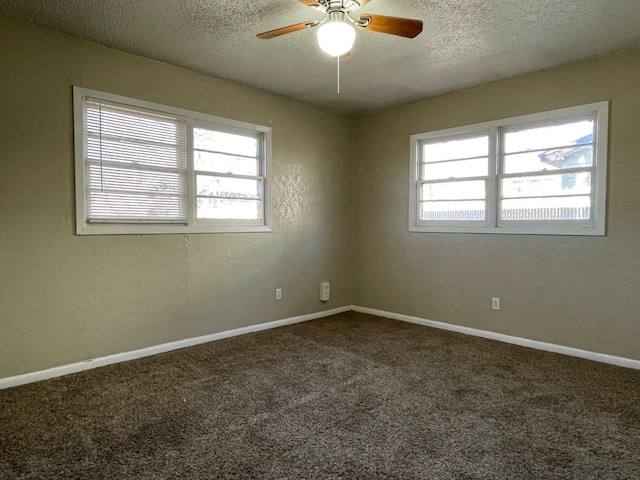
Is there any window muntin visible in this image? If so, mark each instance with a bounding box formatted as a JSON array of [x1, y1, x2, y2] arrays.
[[502, 119, 594, 154], [74, 87, 272, 235], [409, 102, 608, 235]]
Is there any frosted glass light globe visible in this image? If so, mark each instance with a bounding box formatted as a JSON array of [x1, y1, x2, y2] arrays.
[[317, 21, 356, 57]]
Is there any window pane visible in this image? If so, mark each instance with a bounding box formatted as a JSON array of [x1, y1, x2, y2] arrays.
[[422, 158, 488, 180], [501, 115, 596, 224], [194, 128, 258, 157], [197, 198, 262, 220], [502, 172, 591, 199], [504, 145, 593, 173], [534, 144, 594, 170], [422, 180, 486, 201], [503, 147, 593, 174], [422, 135, 488, 163], [195, 151, 259, 176], [197, 175, 260, 199], [420, 201, 485, 221], [503, 119, 594, 154], [501, 196, 591, 221]]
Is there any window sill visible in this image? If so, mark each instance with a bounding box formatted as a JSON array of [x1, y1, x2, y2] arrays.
[[409, 224, 605, 236], [76, 223, 273, 235]]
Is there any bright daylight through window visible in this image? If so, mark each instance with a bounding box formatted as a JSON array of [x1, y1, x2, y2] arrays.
[[409, 102, 608, 235], [73, 87, 271, 235]]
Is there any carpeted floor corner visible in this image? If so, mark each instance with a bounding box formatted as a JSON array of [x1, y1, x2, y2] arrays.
[[1, 311, 639, 479]]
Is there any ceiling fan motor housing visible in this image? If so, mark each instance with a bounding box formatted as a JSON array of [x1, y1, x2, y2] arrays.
[[317, 0, 364, 14]]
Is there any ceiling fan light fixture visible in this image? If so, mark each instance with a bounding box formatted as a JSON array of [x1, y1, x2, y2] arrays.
[[317, 16, 356, 57]]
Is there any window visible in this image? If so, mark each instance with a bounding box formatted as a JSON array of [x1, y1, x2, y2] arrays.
[[409, 102, 608, 235], [73, 87, 271, 235]]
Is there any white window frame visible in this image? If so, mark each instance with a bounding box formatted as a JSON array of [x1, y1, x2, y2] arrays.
[[409, 101, 609, 236], [73, 87, 272, 235]]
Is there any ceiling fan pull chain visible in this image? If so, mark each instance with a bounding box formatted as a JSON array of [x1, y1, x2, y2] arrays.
[[337, 55, 340, 94]]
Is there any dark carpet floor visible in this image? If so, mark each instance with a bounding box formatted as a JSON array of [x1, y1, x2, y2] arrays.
[[1, 311, 639, 479]]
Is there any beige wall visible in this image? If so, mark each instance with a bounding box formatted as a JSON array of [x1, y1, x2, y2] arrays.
[[2, 14, 640, 381], [353, 50, 640, 361], [0, 16, 354, 378]]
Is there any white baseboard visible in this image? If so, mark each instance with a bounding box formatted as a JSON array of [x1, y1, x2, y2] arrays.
[[351, 305, 640, 371], [0, 306, 352, 390], [3, 304, 638, 390]]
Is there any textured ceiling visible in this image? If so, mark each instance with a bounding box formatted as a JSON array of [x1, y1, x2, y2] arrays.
[[1, 0, 640, 116]]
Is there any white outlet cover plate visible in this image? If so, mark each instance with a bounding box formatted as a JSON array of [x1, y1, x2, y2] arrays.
[[492, 297, 501, 310]]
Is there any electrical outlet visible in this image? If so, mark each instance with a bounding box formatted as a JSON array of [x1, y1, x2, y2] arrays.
[[320, 282, 330, 301], [275, 288, 282, 301], [492, 297, 501, 311]]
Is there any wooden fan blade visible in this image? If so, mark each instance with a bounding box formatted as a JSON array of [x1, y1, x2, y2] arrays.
[[298, 0, 327, 13], [356, 14, 423, 38], [354, 0, 373, 8], [257, 21, 318, 39]]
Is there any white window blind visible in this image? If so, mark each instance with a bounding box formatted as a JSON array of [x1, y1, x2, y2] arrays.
[[84, 99, 188, 223]]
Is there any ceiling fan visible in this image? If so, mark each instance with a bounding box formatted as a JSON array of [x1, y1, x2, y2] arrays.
[[257, 0, 423, 57]]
